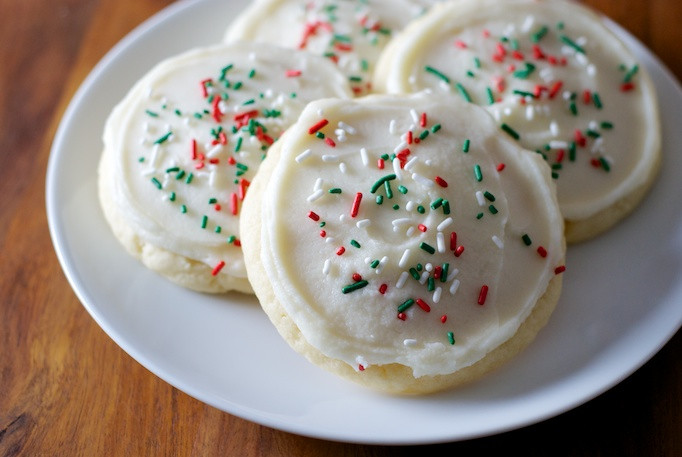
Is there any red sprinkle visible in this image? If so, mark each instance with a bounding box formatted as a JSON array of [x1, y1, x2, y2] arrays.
[[583, 90, 592, 104], [308, 211, 320, 222], [621, 82, 635, 92], [191, 139, 198, 160], [336, 246, 346, 256], [377, 158, 385, 169], [398, 312, 407, 321], [454, 39, 468, 49], [418, 224, 427, 233], [440, 315, 447, 324], [379, 284, 388, 294], [358, 364, 365, 372], [478, 285, 489, 305], [320, 230, 326, 238], [211, 261, 225, 276], [450, 232, 457, 251], [497, 163, 506, 172], [352, 273, 363, 282], [406, 130, 413, 145], [230, 193, 239, 216], [454, 245, 465, 257], [420, 112, 427, 128], [325, 137, 336, 147], [555, 265, 566, 275], [416, 299, 431, 312], [435, 176, 448, 188], [285, 69, 302, 77], [308, 118, 329, 134], [537, 246, 548, 258], [434, 266, 442, 279], [548, 80, 563, 99], [200, 78, 212, 98], [351, 192, 363, 217]]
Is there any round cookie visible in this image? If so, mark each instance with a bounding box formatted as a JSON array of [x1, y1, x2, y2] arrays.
[[224, 0, 440, 96], [374, 0, 661, 243], [240, 92, 566, 394], [98, 42, 352, 293]]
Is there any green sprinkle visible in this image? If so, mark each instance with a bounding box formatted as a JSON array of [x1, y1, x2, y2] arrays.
[[145, 109, 159, 117], [486, 87, 495, 105], [342, 280, 369, 294], [419, 129, 430, 140], [151, 177, 162, 189], [476, 212, 484, 220], [243, 98, 255, 105], [560, 35, 585, 54], [531, 25, 549, 43], [370, 259, 380, 269], [235, 137, 243, 152], [393, 204, 400, 210], [227, 235, 236, 244], [601, 121, 614, 130], [501, 123, 520, 140], [489, 205, 498, 215], [208, 197, 217, 204], [463, 138, 470, 152], [417, 205, 425, 214], [431, 198, 444, 210], [427, 277, 435, 292], [425, 65, 451, 83], [398, 299, 415, 313], [329, 188, 342, 194], [398, 185, 408, 194], [474, 164, 483, 182], [370, 174, 396, 193], [551, 171, 560, 180], [474, 57, 481, 68], [623, 64, 639, 83], [169, 191, 176, 202], [248, 68, 256, 78], [215, 226, 222, 234], [351, 239, 361, 248], [431, 124, 441, 133], [154, 131, 172, 144], [569, 142, 577, 161], [165, 166, 179, 173], [233, 81, 243, 90], [569, 101, 578, 116], [447, 332, 455, 345], [455, 82, 472, 102], [593, 92, 603, 109], [442, 200, 451, 215], [522, 234, 532, 246], [600, 157, 611, 172], [236, 163, 249, 171], [174, 109, 182, 116], [201, 215, 208, 229], [409, 268, 420, 280], [513, 89, 536, 98], [420, 242, 436, 255], [513, 62, 536, 79], [376, 195, 384, 205], [181, 205, 187, 214], [586, 129, 601, 138], [441, 263, 449, 283], [138, 157, 145, 163], [384, 180, 394, 199], [186, 173, 194, 184], [484, 191, 496, 202]]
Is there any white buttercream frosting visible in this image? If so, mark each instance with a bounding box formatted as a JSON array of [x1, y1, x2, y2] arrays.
[[224, 0, 440, 95], [374, 0, 660, 221], [258, 92, 565, 377], [102, 42, 352, 281]]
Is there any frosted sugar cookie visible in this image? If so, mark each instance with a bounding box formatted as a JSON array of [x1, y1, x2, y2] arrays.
[[98, 42, 352, 293], [374, 0, 661, 242], [240, 92, 566, 394], [224, 0, 438, 96]]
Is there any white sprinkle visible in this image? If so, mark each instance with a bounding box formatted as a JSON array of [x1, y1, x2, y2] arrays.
[[396, 271, 409, 289], [492, 235, 504, 249], [314, 177, 323, 191], [322, 154, 339, 162], [447, 268, 460, 282], [376, 256, 388, 274], [399, 249, 411, 268], [360, 147, 369, 166], [437, 217, 453, 231], [356, 219, 371, 229], [433, 287, 442, 304], [392, 157, 402, 180], [476, 190, 485, 206], [295, 149, 312, 163], [437, 232, 445, 253], [521, 15, 535, 33], [307, 189, 324, 202], [393, 140, 408, 154], [575, 52, 588, 66], [591, 137, 604, 154], [365, 257, 372, 264], [549, 140, 568, 149], [550, 121, 560, 137], [525, 105, 534, 121], [339, 162, 347, 173], [405, 201, 415, 211], [539, 67, 554, 82], [586, 64, 596, 77], [403, 339, 417, 347], [588, 120, 599, 131], [410, 109, 419, 124], [149, 144, 162, 168], [411, 173, 434, 189], [404, 156, 419, 171], [339, 214, 346, 222], [425, 263, 433, 272], [206, 144, 223, 158], [406, 226, 416, 237], [389, 119, 397, 135], [392, 218, 412, 226], [419, 271, 430, 285], [316, 108, 324, 117], [449, 279, 461, 295], [562, 90, 572, 101], [338, 121, 356, 134], [325, 237, 335, 244], [322, 259, 331, 275]]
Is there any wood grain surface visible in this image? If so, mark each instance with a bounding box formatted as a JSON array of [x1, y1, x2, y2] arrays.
[[1, 0, 681, 455]]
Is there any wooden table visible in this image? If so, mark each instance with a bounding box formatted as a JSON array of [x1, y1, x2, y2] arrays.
[[2, 0, 681, 454]]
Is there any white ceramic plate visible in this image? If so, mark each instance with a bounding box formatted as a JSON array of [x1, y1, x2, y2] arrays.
[[46, 0, 682, 445]]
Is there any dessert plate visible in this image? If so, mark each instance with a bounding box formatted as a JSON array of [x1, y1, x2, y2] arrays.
[[46, 0, 682, 444]]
